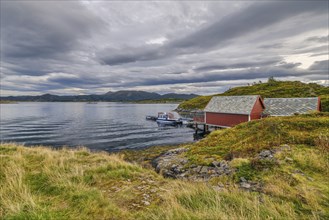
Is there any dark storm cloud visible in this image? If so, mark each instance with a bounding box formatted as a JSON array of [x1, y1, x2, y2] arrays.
[[117, 64, 312, 88], [171, 1, 328, 49], [294, 45, 329, 54], [98, 45, 166, 66], [309, 60, 329, 71], [1, 1, 103, 59], [48, 76, 103, 86], [1, 1, 328, 95], [259, 43, 284, 49], [305, 35, 329, 44], [166, 71, 184, 75], [276, 62, 302, 69], [194, 60, 281, 72], [99, 1, 328, 66]]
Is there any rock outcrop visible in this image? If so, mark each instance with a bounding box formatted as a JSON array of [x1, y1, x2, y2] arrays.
[[152, 148, 233, 181]]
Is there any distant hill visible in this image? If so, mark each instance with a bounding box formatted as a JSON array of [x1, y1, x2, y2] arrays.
[[0, 90, 198, 102], [104, 90, 161, 101], [177, 79, 329, 112]]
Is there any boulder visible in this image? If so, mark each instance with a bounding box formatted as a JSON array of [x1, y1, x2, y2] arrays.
[[258, 150, 275, 160], [240, 182, 251, 189], [211, 161, 221, 167], [153, 148, 234, 181], [240, 177, 247, 182]]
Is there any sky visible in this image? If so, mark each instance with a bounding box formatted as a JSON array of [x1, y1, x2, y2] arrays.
[[0, 0, 328, 96]]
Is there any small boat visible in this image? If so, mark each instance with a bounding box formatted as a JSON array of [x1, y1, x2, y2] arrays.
[[156, 112, 182, 127], [146, 115, 157, 121]]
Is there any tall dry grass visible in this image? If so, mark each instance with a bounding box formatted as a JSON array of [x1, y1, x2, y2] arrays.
[[1, 138, 329, 219]]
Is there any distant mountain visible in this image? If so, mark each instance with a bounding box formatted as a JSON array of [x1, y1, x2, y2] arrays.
[[104, 90, 161, 101], [0, 90, 198, 102], [161, 93, 199, 100]]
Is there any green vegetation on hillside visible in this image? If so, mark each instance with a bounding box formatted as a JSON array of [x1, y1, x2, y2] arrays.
[[0, 100, 17, 104], [178, 79, 329, 111], [127, 112, 329, 219], [1, 113, 328, 219], [131, 98, 185, 104], [183, 112, 329, 163]]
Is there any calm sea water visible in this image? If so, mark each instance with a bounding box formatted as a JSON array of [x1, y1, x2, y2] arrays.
[[0, 102, 195, 151]]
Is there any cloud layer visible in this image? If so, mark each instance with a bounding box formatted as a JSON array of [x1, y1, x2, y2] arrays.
[[1, 1, 328, 95]]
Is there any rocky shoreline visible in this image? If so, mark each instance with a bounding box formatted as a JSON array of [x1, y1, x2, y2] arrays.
[[152, 145, 293, 191], [152, 148, 234, 181]]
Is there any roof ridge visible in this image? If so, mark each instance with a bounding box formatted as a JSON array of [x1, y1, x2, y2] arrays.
[[205, 95, 260, 114], [265, 97, 318, 99]]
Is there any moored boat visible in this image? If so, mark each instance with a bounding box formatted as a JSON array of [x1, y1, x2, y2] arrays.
[[145, 115, 158, 121], [156, 112, 182, 127]]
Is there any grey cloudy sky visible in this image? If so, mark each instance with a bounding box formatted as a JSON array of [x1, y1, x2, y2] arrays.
[[0, 0, 328, 96]]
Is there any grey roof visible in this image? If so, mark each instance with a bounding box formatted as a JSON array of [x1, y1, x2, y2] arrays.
[[263, 98, 319, 116], [204, 95, 260, 115]]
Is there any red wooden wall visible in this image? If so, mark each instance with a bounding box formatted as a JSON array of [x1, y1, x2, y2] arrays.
[[205, 112, 248, 127], [250, 97, 265, 120]]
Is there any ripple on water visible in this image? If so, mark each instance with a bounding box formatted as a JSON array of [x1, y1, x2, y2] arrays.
[[0, 103, 195, 151]]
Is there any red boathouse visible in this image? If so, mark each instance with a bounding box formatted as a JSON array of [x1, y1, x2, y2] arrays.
[[204, 95, 265, 128]]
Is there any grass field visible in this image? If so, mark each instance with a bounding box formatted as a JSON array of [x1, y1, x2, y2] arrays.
[[1, 113, 328, 219]]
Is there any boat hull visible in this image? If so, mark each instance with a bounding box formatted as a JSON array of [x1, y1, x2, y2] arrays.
[[156, 119, 182, 127]]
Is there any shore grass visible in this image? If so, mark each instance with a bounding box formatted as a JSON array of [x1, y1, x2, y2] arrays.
[[2, 144, 323, 220], [121, 145, 183, 169], [0, 144, 166, 219], [0, 100, 17, 104], [1, 113, 328, 219]]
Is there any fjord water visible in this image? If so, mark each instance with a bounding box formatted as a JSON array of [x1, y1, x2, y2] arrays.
[[0, 102, 194, 151]]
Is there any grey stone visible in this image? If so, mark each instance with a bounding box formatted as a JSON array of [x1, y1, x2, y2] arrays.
[[190, 164, 197, 168], [240, 177, 247, 182], [219, 161, 227, 167], [180, 158, 189, 164], [224, 169, 231, 175], [143, 200, 150, 206], [259, 150, 272, 158], [293, 169, 304, 175], [195, 166, 203, 173], [200, 166, 209, 174], [179, 173, 187, 178], [143, 193, 150, 198], [153, 148, 234, 180], [240, 182, 251, 189], [212, 186, 223, 191], [167, 148, 188, 155], [280, 144, 291, 151], [208, 168, 217, 174], [215, 167, 225, 174], [211, 161, 221, 167]]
